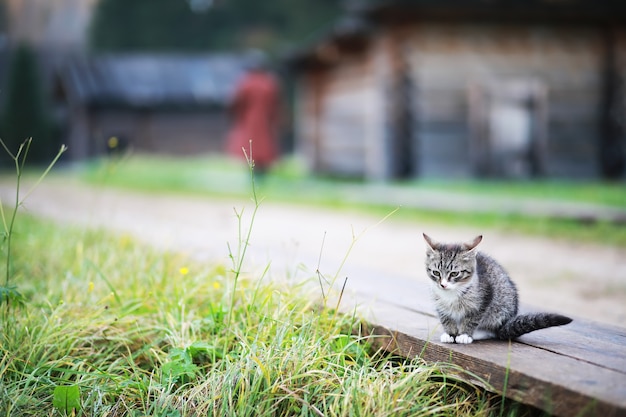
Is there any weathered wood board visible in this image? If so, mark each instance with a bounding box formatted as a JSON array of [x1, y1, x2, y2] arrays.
[[337, 280, 626, 417]]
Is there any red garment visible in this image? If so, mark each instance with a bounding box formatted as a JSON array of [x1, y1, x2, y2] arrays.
[[226, 71, 280, 169]]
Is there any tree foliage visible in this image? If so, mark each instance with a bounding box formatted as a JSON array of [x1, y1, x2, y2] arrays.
[[89, 0, 342, 54], [0, 1, 6, 33], [0, 44, 56, 167]]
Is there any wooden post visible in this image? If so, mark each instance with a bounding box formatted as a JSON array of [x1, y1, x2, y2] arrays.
[[386, 27, 417, 179], [599, 25, 626, 179], [309, 69, 326, 174]]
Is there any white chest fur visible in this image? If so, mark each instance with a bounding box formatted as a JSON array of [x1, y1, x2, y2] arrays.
[[430, 273, 479, 324]]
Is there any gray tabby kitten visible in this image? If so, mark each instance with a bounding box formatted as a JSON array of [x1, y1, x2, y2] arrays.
[[423, 233, 572, 344]]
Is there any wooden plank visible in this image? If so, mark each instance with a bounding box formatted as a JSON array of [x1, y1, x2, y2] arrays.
[[350, 279, 626, 373], [353, 299, 626, 417], [337, 280, 626, 417], [515, 314, 626, 374]]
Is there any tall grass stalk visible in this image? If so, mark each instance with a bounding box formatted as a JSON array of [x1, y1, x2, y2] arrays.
[[226, 144, 262, 330], [0, 137, 66, 304], [500, 341, 513, 417], [316, 206, 399, 321]]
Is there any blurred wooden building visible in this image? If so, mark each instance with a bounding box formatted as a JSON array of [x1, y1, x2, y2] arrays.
[[288, 0, 626, 180], [53, 54, 247, 160]]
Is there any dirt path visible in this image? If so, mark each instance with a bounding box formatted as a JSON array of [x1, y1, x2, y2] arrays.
[[1, 179, 625, 327]]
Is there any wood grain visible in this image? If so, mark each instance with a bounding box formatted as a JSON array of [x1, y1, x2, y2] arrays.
[[346, 296, 626, 417]]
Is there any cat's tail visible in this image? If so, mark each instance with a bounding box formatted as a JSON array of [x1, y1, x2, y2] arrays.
[[497, 313, 572, 340]]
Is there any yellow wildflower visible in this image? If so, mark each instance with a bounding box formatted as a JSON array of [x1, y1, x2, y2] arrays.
[[119, 234, 132, 249], [179, 267, 189, 276], [88, 281, 95, 293], [212, 281, 221, 290], [108, 136, 119, 149]]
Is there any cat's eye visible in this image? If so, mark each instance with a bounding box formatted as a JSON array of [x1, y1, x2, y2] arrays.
[[449, 271, 460, 278], [431, 270, 440, 277]]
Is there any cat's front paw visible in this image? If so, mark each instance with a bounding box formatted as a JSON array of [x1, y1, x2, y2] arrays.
[[455, 334, 473, 344], [440, 333, 455, 343]]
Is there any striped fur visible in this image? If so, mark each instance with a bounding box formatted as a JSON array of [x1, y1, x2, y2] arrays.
[[496, 313, 573, 340]]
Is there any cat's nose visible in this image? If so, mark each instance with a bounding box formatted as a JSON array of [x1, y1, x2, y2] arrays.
[[440, 280, 448, 289]]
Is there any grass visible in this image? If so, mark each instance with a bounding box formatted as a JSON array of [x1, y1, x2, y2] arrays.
[[0, 150, 560, 416], [76, 154, 626, 207], [70, 154, 626, 247], [406, 178, 626, 208], [0, 213, 527, 416]]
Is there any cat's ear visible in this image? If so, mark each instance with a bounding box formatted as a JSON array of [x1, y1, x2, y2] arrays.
[[464, 235, 483, 252], [423, 233, 439, 250]]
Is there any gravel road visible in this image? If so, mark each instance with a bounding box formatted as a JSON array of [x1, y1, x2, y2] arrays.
[[1, 179, 624, 327]]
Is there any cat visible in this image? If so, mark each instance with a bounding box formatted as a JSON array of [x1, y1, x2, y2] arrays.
[[423, 233, 572, 344]]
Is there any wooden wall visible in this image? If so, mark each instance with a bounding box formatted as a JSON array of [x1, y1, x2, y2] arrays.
[[295, 50, 384, 178], [294, 20, 621, 179], [81, 109, 229, 157], [403, 23, 604, 178]]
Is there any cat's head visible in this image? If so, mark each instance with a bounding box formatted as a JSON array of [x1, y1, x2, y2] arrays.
[[423, 233, 482, 291]]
